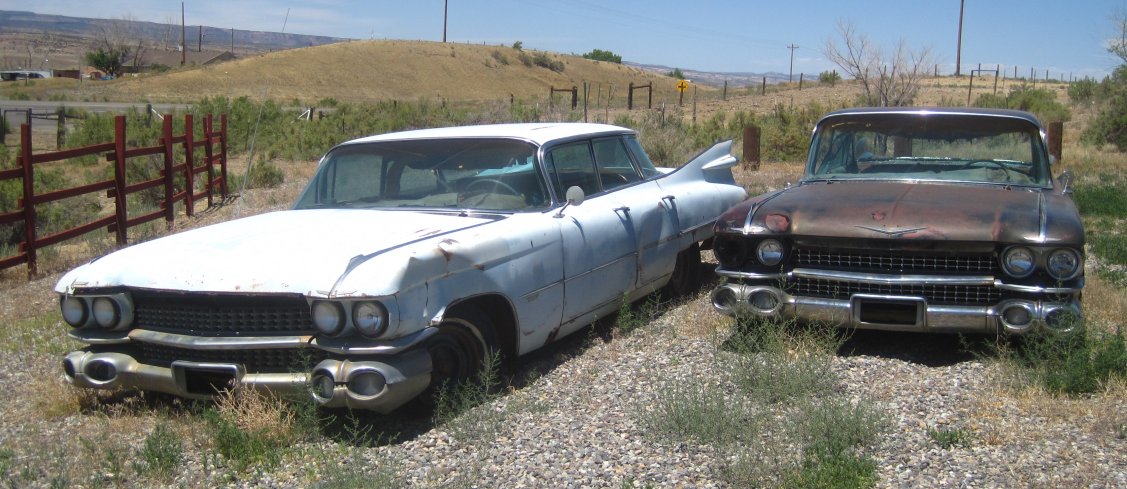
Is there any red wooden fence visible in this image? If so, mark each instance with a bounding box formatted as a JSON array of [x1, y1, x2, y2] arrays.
[[0, 113, 228, 279]]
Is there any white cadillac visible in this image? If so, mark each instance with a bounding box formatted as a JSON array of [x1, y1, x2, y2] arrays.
[[56, 123, 747, 412]]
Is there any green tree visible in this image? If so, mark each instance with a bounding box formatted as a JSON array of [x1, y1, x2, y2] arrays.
[[667, 68, 685, 79], [582, 49, 622, 64], [85, 46, 129, 77]]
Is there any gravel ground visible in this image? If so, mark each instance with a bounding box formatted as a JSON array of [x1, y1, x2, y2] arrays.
[[1, 272, 1125, 488]]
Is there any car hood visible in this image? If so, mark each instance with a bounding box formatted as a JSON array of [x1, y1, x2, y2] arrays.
[[743, 180, 1083, 244], [55, 209, 494, 294]]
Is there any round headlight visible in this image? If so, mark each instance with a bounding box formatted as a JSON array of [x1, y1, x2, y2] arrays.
[[60, 296, 88, 327], [755, 239, 785, 267], [353, 301, 388, 338], [714, 236, 748, 269], [1002, 246, 1035, 278], [92, 297, 120, 329], [1046, 248, 1081, 280], [311, 301, 345, 336]]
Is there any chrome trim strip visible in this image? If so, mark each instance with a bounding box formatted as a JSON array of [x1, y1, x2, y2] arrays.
[[129, 329, 312, 350], [994, 281, 1083, 295], [312, 327, 438, 355], [715, 268, 786, 280], [792, 268, 994, 286]]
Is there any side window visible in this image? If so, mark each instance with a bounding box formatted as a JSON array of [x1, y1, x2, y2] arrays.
[[623, 137, 661, 178], [546, 141, 599, 197], [592, 138, 641, 190]]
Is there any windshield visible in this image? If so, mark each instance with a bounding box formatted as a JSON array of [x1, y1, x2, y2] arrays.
[[805, 112, 1051, 187], [294, 138, 548, 212]]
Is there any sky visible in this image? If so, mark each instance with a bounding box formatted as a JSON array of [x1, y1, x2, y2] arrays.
[[5, 0, 1126, 79]]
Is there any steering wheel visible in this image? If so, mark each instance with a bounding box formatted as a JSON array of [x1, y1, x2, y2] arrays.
[[466, 178, 521, 196], [959, 159, 1012, 181]]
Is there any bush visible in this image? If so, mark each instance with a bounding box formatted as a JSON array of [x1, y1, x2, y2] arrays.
[[973, 85, 1071, 124], [818, 70, 841, 85], [582, 49, 622, 64], [531, 53, 565, 72], [667, 68, 685, 79], [1069, 78, 1098, 104]]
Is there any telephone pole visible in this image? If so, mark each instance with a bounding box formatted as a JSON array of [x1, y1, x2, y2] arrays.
[[787, 44, 799, 83], [955, 0, 965, 76], [442, 0, 448, 42]]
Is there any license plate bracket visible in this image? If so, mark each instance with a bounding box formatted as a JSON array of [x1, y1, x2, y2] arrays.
[[172, 361, 242, 396], [852, 295, 925, 327]]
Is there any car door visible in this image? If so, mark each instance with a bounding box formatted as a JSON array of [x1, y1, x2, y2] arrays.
[[590, 136, 681, 289], [545, 139, 638, 333]]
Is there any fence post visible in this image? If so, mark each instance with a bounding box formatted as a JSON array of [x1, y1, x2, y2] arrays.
[[723, 80, 727, 101], [220, 114, 229, 198], [798, 73, 804, 90], [20, 123, 36, 278], [743, 125, 761, 171], [162, 116, 175, 225], [1047, 121, 1064, 163], [184, 113, 195, 217], [112, 115, 128, 246], [204, 115, 215, 208], [570, 86, 577, 109], [628, 82, 634, 110], [56, 107, 65, 149], [646, 83, 652, 109], [761, 76, 766, 96]]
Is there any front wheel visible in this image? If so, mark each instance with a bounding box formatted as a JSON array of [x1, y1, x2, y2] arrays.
[[425, 311, 494, 391]]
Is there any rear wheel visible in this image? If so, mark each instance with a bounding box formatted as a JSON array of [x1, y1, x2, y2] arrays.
[[663, 243, 702, 297]]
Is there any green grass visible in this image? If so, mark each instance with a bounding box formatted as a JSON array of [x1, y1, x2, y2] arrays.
[[1003, 328, 1127, 395], [640, 317, 884, 487], [133, 422, 183, 479], [927, 427, 975, 449]]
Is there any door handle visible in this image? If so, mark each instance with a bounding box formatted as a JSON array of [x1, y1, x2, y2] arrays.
[[613, 206, 631, 214]]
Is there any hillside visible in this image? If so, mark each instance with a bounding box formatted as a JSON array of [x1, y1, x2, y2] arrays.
[[52, 40, 702, 105]]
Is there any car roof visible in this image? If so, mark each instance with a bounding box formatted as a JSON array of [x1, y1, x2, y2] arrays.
[[820, 107, 1044, 128], [340, 123, 636, 147]]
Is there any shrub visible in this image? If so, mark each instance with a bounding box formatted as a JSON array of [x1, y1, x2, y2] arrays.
[[134, 422, 183, 478], [667, 68, 685, 79], [972, 85, 1071, 124], [531, 53, 565, 72], [490, 50, 509, 66], [818, 70, 841, 85], [511, 40, 523, 51], [582, 49, 622, 64], [1069, 78, 1098, 104], [928, 427, 974, 449]]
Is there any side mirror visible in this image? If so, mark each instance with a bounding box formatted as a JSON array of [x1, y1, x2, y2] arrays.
[[554, 186, 585, 218], [1057, 170, 1073, 195]]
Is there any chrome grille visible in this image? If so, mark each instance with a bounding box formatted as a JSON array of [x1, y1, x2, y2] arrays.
[[132, 292, 314, 335], [791, 278, 1001, 305], [135, 343, 326, 373], [795, 248, 997, 274]]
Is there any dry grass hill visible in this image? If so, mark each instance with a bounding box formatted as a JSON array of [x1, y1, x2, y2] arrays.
[[27, 39, 705, 105]]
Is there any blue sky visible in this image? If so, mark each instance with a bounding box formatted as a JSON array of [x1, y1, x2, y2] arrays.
[[5, 0, 1125, 79]]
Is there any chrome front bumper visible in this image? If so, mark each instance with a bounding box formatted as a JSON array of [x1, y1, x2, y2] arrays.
[[711, 281, 1083, 335], [62, 329, 436, 413]]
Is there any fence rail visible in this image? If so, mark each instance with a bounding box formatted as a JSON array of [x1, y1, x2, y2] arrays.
[[1, 113, 228, 279]]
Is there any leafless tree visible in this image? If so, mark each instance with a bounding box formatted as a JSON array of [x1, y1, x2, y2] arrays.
[[90, 15, 149, 72], [1108, 9, 1127, 64], [824, 20, 935, 107]]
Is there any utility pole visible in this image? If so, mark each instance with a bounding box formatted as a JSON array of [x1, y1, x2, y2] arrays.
[[955, 0, 965, 76], [787, 44, 798, 83], [442, 0, 448, 43], [180, 2, 186, 66]]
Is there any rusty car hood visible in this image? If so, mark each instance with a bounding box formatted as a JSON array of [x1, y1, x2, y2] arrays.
[[55, 209, 494, 294], [746, 180, 1084, 244]]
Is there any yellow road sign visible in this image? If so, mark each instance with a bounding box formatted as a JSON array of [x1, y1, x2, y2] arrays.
[[676, 79, 689, 92]]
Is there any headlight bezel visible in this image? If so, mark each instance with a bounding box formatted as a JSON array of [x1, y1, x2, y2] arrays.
[[59, 292, 134, 330], [352, 301, 389, 338], [1001, 246, 1036, 278], [755, 238, 786, 267], [60, 295, 89, 328], [311, 300, 347, 336], [1046, 248, 1082, 281]]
